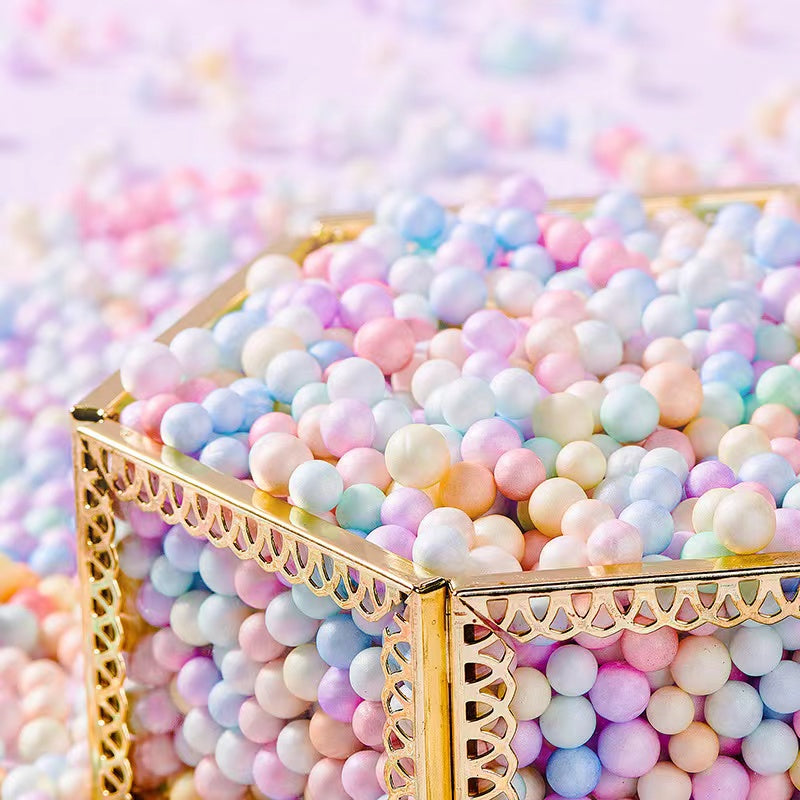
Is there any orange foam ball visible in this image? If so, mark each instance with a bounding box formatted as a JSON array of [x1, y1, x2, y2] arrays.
[[640, 362, 703, 428], [437, 462, 497, 519]]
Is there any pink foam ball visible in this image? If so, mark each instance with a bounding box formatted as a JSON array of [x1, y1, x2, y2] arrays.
[[620, 627, 678, 672], [461, 418, 522, 470], [302, 246, 334, 280], [133, 688, 181, 734], [589, 662, 650, 722], [511, 719, 543, 767], [121, 341, 182, 400], [176, 377, 217, 403], [134, 733, 182, 777], [141, 393, 181, 442], [238, 612, 287, 662], [587, 520, 644, 566], [353, 317, 415, 375], [495, 449, 546, 501], [151, 628, 196, 671], [234, 562, 283, 609], [597, 719, 660, 778], [351, 701, 385, 749], [592, 768, 638, 800], [580, 237, 631, 287], [238, 698, 283, 745], [544, 218, 592, 267], [365, 524, 415, 560], [380, 487, 434, 533], [764, 508, 800, 552], [732, 481, 776, 508], [306, 758, 351, 800], [429, 328, 469, 366], [339, 283, 394, 330], [253, 745, 307, 799], [249, 413, 298, 446], [463, 309, 519, 357], [328, 244, 388, 291], [691, 755, 749, 800], [434, 239, 486, 272], [320, 399, 376, 457], [341, 750, 383, 800], [532, 289, 587, 324], [337, 448, 392, 491], [521, 531, 550, 569], [643, 428, 696, 469], [194, 755, 246, 800], [534, 352, 585, 392], [744, 771, 791, 800], [771, 437, 800, 472]]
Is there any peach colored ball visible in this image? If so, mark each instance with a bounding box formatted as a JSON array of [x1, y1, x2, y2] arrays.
[[438, 462, 497, 519], [537, 535, 589, 570], [717, 424, 771, 472], [646, 686, 695, 735], [524, 318, 580, 363], [642, 337, 693, 369], [336, 448, 391, 491], [750, 772, 794, 800], [672, 498, 697, 532], [353, 317, 415, 375], [250, 432, 313, 496], [555, 441, 606, 490], [528, 477, 587, 538], [543, 219, 592, 267], [249, 412, 298, 447], [306, 758, 351, 800], [428, 328, 468, 366], [621, 627, 678, 672], [751, 403, 800, 439], [561, 499, 616, 541], [639, 362, 703, 428], [685, 417, 729, 462], [534, 352, 585, 392], [637, 762, 692, 800], [469, 545, 522, 574], [671, 636, 731, 695], [390, 352, 424, 393], [473, 515, 525, 560], [713, 489, 776, 554], [297, 405, 334, 458], [586, 519, 644, 566], [531, 393, 594, 446], [580, 236, 631, 287], [772, 437, 800, 472], [494, 449, 546, 501], [668, 722, 719, 773], [308, 711, 361, 760], [521, 531, 549, 570]]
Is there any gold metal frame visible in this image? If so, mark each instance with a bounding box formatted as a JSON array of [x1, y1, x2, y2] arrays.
[[73, 183, 800, 800]]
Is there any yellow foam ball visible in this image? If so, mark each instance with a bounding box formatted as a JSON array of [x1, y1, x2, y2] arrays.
[[555, 441, 607, 490], [528, 478, 587, 538], [713, 490, 776, 554], [531, 393, 594, 445], [717, 424, 771, 473], [691, 488, 733, 533], [385, 424, 451, 489]]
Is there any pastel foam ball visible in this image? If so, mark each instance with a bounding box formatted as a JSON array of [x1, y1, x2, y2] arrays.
[[738, 451, 796, 503], [691, 755, 749, 800], [629, 466, 682, 511], [241, 326, 305, 379], [264, 592, 319, 647], [545, 645, 598, 697], [555, 441, 606, 490], [539, 695, 596, 748], [646, 685, 695, 735], [599, 384, 660, 443], [637, 762, 692, 800], [353, 317, 415, 375], [121, 341, 182, 400], [532, 393, 593, 446], [589, 661, 650, 722], [491, 368, 542, 419], [252, 746, 308, 800], [743, 720, 799, 775], [528, 478, 587, 538], [586, 519, 643, 566], [289, 460, 344, 514], [249, 432, 313, 495], [326, 357, 386, 406], [620, 625, 678, 672], [668, 721, 720, 773], [429, 267, 488, 325], [759, 660, 800, 714], [705, 681, 763, 738], [712, 490, 776, 554], [597, 719, 660, 778], [437, 461, 497, 519], [384, 424, 450, 489], [545, 746, 601, 799], [441, 376, 496, 433], [671, 635, 731, 695], [639, 362, 703, 427], [717, 424, 771, 472], [509, 667, 551, 720], [348, 647, 383, 701], [412, 523, 471, 577], [320, 399, 376, 457], [160, 403, 214, 455], [619, 500, 674, 556], [461, 418, 522, 470], [276, 719, 320, 775], [729, 625, 783, 676], [560, 499, 615, 542], [494, 448, 546, 501]]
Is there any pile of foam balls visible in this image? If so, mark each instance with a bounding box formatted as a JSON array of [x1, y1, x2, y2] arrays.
[[111, 175, 800, 799]]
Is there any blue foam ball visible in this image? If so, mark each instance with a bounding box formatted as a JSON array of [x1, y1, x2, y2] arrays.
[[202, 388, 245, 434], [546, 746, 602, 799], [316, 615, 371, 668], [628, 467, 682, 511], [619, 500, 674, 556]]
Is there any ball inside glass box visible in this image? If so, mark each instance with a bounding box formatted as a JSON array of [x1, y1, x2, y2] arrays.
[[72, 184, 800, 800]]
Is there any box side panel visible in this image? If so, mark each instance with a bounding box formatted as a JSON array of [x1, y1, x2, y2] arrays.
[[75, 421, 438, 799]]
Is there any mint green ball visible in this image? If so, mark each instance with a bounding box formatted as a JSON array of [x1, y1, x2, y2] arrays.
[[701, 381, 745, 427], [335, 483, 385, 531], [755, 365, 800, 414], [681, 530, 733, 560], [599, 385, 660, 443]]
